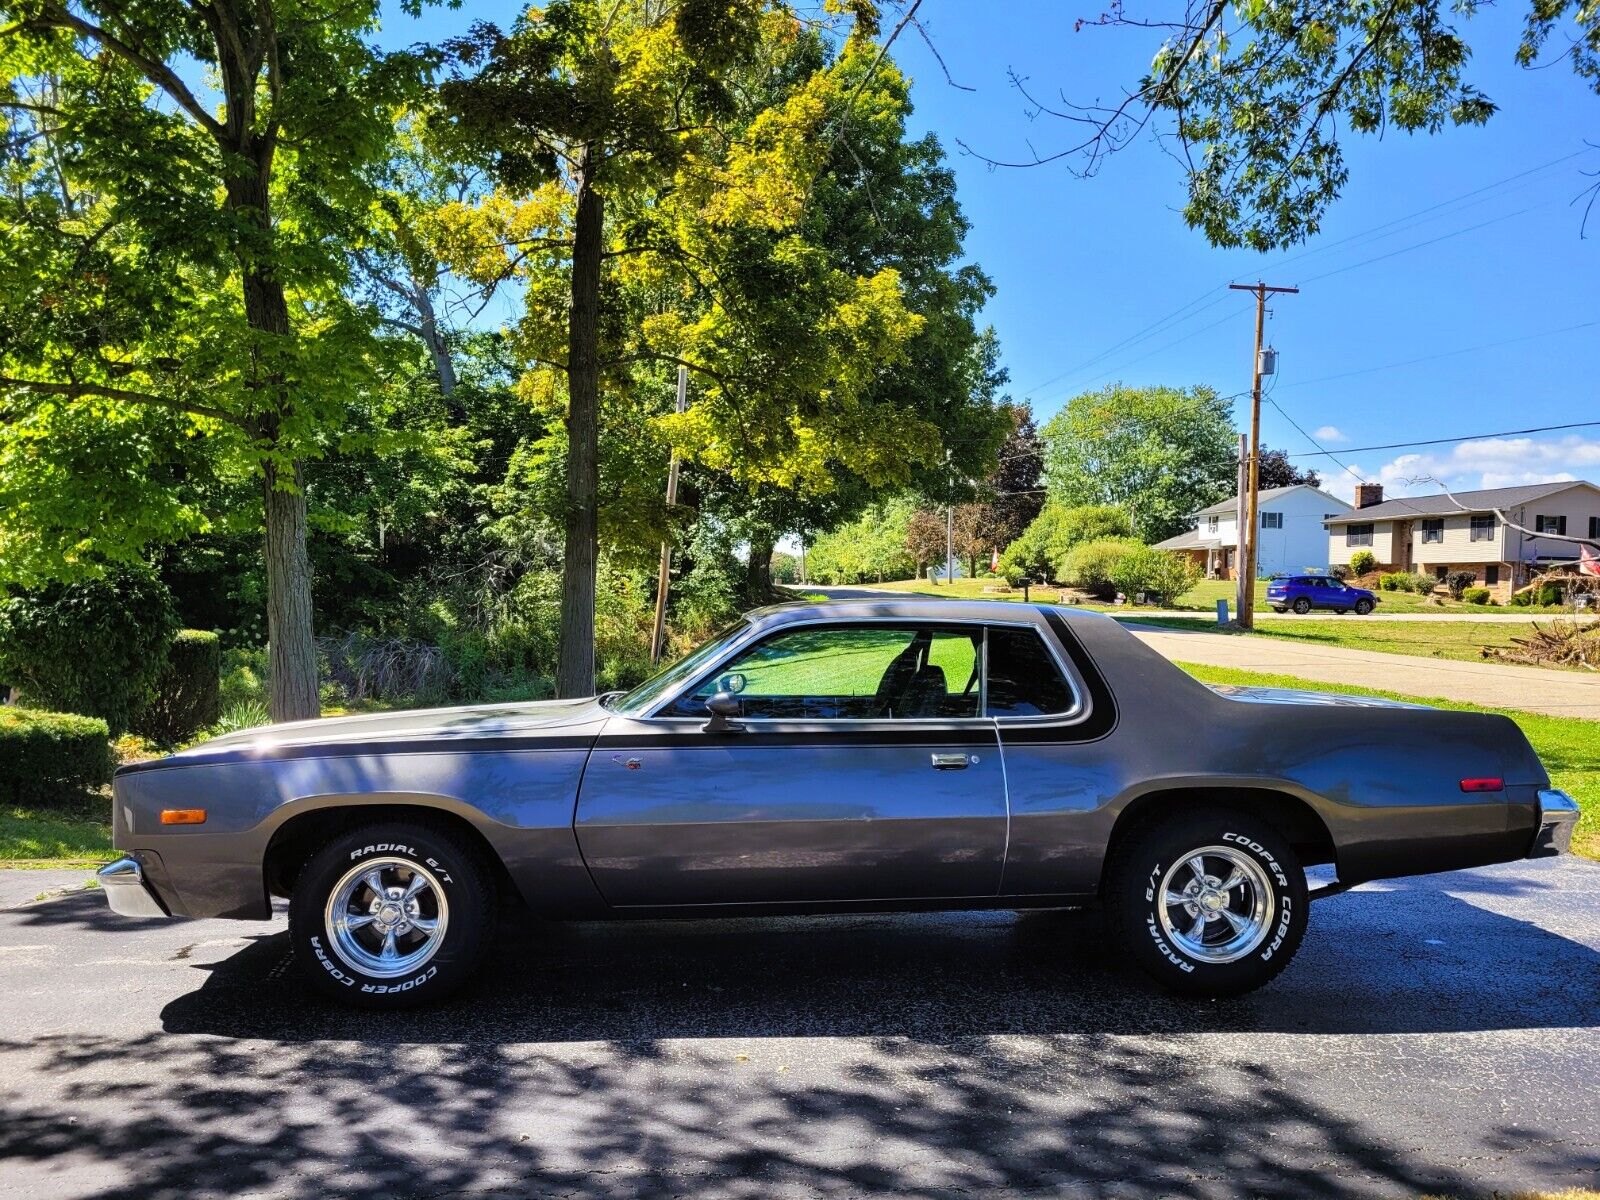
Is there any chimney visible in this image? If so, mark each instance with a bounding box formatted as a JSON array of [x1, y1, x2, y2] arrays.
[[1355, 483, 1384, 509]]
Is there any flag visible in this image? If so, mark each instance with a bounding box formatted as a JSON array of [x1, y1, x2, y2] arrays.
[[990, 549, 1000, 573], [1581, 542, 1600, 578]]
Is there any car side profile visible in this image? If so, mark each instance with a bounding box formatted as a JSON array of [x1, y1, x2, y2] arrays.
[[98, 599, 1578, 1007], [1267, 574, 1379, 614]]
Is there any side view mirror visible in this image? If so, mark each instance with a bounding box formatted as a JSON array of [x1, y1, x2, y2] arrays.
[[702, 690, 743, 734]]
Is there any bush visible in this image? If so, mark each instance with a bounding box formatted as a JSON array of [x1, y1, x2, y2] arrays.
[[1108, 544, 1203, 605], [999, 504, 1133, 584], [1463, 587, 1492, 605], [1445, 570, 1477, 600], [213, 700, 271, 735], [133, 630, 221, 745], [1061, 537, 1142, 599], [1406, 572, 1437, 594], [0, 708, 113, 806], [1510, 589, 1534, 607], [0, 565, 179, 736], [1377, 572, 1410, 592], [1348, 550, 1376, 576]]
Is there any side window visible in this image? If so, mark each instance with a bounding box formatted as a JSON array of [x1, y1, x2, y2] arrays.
[[666, 624, 981, 720], [986, 626, 1076, 718]]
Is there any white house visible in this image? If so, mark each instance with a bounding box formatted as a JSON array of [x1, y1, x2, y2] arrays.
[[1154, 484, 1353, 580]]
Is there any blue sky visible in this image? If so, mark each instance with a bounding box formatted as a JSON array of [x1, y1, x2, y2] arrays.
[[382, 1, 1599, 503]]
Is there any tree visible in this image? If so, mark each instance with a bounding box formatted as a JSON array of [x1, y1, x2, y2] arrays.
[[1257, 448, 1322, 491], [951, 502, 991, 579], [1042, 385, 1236, 542], [983, 0, 1599, 247], [983, 402, 1045, 548], [0, 2, 433, 720], [999, 503, 1134, 582], [439, 4, 939, 695], [905, 508, 947, 579]]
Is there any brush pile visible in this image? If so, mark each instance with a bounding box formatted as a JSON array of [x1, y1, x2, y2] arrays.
[[1482, 620, 1600, 671]]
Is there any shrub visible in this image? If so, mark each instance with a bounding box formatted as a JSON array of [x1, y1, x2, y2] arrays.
[[1377, 572, 1409, 592], [1463, 587, 1492, 605], [0, 565, 179, 736], [1061, 537, 1142, 599], [0, 708, 113, 806], [133, 630, 221, 746], [1510, 589, 1534, 608], [1445, 570, 1477, 600], [1108, 544, 1203, 605], [1000, 504, 1133, 584], [213, 700, 271, 736], [1407, 572, 1437, 594], [1348, 550, 1376, 576]]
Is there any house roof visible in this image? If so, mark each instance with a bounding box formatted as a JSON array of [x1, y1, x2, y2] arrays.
[[1324, 481, 1594, 525], [1192, 483, 1353, 518], [1153, 528, 1221, 551]]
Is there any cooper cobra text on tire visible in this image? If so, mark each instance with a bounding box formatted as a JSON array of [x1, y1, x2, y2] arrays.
[[1105, 807, 1308, 996], [289, 818, 494, 1007]]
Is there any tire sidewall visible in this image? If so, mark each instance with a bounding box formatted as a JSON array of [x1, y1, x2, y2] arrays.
[[1292, 598, 1311, 614], [289, 823, 489, 1006], [1355, 599, 1373, 615], [1113, 812, 1308, 995]]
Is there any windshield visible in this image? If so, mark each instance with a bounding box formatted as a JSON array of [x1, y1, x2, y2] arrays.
[[609, 620, 751, 716]]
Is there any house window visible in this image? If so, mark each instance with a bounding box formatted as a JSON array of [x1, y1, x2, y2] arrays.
[[1345, 523, 1373, 547], [1590, 515, 1600, 540], [1206, 515, 1219, 534], [1261, 512, 1283, 529], [1486, 564, 1499, 586], [1535, 514, 1567, 536], [1469, 515, 1497, 541], [1421, 519, 1443, 543]]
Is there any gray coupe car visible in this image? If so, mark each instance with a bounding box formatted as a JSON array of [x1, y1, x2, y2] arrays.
[[100, 599, 1580, 1006]]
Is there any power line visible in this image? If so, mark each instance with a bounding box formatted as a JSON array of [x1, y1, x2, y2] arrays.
[[1017, 287, 1226, 397], [1030, 303, 1248, 405], [1274, 320, 1600, 390], [1284, 419, 1600, 459], [1297, 202, 1553, 285]]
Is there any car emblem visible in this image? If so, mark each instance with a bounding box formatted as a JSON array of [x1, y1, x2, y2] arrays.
[[613, 755, 643, 771]]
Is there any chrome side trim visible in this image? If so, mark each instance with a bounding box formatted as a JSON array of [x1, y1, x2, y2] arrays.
[[97, 856, 170, 918], [1530, 789, 1580, 858]]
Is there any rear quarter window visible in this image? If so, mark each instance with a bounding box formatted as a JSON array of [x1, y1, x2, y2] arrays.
[[986, 626, 1075, 717]]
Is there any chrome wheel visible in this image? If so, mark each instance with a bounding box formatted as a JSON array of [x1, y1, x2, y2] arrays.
[[324, 857, 449, 979], [1157, 845, 1274, 964]]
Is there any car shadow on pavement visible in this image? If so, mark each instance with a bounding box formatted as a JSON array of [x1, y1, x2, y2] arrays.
[[2, 885, 1596, 1199]]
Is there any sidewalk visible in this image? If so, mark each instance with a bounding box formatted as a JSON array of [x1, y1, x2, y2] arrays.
[[0, 868, 97, 910], [1129, 623, 1600, 720]]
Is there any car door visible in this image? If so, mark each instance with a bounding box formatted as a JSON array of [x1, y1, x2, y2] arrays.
[[574, 620, 1007, 907]]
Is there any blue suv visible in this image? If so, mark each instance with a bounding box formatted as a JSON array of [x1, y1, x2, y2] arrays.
[[1266, 574, 1378, 615]]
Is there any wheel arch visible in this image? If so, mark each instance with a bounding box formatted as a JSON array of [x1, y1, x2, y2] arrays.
[[262, 795, 518, 910], [1102, 784, 1338, 889]]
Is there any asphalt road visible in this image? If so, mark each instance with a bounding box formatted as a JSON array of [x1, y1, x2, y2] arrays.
[[2, 858, 1598, 1199]]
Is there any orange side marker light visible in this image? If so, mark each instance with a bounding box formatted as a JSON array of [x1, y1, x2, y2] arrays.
[[160, 809, 207, 825]]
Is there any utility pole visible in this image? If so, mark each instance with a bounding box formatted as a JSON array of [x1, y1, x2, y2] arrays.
[[944, 448, 954, 587], [1234, 432, 1248, 621], [650, 366, 689, 665], [1227, 281, 1298, 629]]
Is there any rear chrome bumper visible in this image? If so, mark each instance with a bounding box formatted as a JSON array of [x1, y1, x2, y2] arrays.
[[1529, 789, 1580, 858], [97, 856, 170, 918]]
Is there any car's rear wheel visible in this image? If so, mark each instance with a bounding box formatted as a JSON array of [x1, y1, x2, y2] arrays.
[[1105, 807, 1308, 996], [1354, 598, 1374, 615], [1291, 597, 1312, 614], [288, 819, 494, 1007]]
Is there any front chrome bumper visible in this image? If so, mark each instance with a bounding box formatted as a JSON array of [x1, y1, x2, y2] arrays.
[[1529, 789, 1581, 858], [97, 856, 170, 918]]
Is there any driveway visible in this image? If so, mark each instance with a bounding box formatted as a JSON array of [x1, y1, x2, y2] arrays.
[[2, 859, 1598, 1199]]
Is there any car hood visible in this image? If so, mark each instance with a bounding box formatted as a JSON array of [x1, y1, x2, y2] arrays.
[[166, 697, 609, 760], [1206, 684, 1431, 710]]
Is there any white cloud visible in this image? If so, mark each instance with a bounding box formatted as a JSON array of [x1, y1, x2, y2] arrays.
[[1315, 435, 1600, 504], [1312, 425, 1347, 443]]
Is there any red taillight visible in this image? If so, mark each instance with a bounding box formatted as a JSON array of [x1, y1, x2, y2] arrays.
[[1459, 778, 1503, 793]]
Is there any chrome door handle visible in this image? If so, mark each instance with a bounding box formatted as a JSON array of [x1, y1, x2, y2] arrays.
[[931, 752, 971, 770]]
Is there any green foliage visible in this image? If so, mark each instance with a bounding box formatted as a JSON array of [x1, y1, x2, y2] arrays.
[[1445, 570, 1478, 600], [999, 503, 1133, 583], [0, 565, 178, 735], [213, 701, 272, 736], [1329, 564, 1350, 581], [1109, 544, 1203, 605], [1061, 536, 1144, 599], [808, 497, 916, 583], [1377, 571, 1417, 592], [1463, 587, 1492, 605], [0, 708, 112, 806], [133, 630, 222, 746], [1349, 550, 1377, 576], [1042, 385, 1235, 543]]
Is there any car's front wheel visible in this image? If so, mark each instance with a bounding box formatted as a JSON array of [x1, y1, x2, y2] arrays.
[[288, 818, 494, 1007], [1291, 597, 1312, 614], [1105, 807, 1308, 996], [1354, 598, 1374, 615]]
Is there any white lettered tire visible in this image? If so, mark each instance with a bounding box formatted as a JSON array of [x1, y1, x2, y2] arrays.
[[1106, 807, 1308, 996], [289, 819, 494, 1008]]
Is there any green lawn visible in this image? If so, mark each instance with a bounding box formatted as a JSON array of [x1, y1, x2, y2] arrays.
[[851, 576, 1572, 616], [1138, 615, 1584, 667], [0, 793, 113, 866], [1178, 662, 1599, 860]]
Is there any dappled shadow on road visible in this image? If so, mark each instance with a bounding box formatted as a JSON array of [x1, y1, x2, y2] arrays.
[[4, 878, 1597, 1198]]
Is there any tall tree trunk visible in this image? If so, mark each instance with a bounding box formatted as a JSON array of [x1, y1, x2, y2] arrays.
[[409, 277, 459, 404], [262, 459, 320, 722], [556, 153, 604, 698], [746, 534, 776, 600]]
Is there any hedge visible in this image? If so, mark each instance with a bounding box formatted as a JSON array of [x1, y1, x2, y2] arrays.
[[0, 708, 114, 806], [133, 630, 222, 745]]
